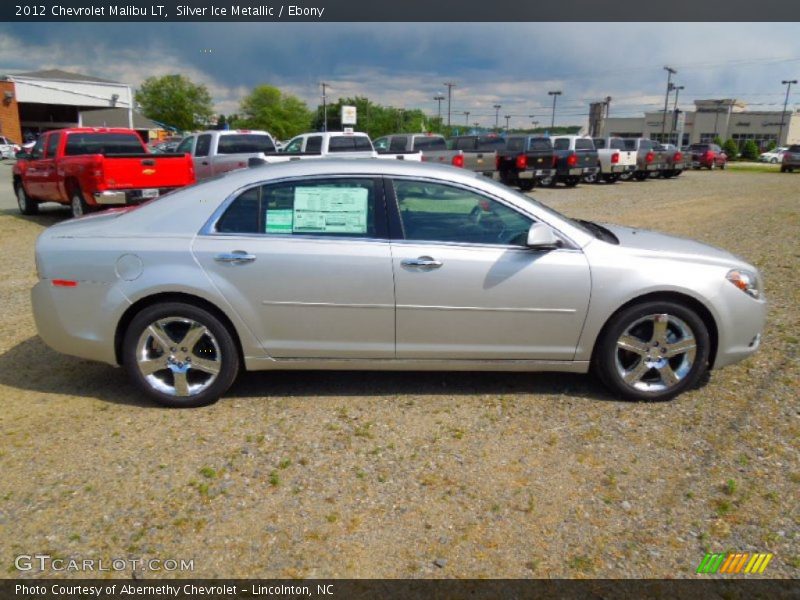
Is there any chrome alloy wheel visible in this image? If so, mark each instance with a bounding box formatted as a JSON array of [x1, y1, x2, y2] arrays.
[[614, 313, 697, 393], [17, 186, 27, 212], [135, 317, 222, 397]]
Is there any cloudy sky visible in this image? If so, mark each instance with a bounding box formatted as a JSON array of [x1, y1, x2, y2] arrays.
[[1, 22, 799, 128]]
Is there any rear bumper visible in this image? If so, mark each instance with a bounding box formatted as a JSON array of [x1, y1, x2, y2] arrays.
[[518, 168, 554, 179], [92, 187, 178, 206]]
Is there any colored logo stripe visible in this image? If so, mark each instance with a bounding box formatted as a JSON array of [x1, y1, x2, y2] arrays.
[[698, 553, 773, 574]]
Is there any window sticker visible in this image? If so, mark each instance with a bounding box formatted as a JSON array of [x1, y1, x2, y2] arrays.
[[293, 186, 368, 234], [265, 209, 293, 233]]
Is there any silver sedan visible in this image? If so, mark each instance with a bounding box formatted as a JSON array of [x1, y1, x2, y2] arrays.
[[32, 160, 766, 407]]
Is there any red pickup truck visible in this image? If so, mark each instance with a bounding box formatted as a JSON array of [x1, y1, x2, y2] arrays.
[[13, 127, 195, 218]]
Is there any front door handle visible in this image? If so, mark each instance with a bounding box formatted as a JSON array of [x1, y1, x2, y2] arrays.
[[401, 256, 443, 270], [214, 251, 256, 264]]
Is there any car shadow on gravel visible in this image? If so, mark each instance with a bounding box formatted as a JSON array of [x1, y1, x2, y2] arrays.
[[1, 336, 709, 407], [1, 205, 70, 228]]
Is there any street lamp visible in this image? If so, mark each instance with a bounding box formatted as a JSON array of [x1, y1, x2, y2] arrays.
[[548, 91, 562, 128], [531, 120, 539, 130], [670, 85, 684, 144], [504, 115, 511, 132], [463, 110, 470, 126], [433, 93, 445, 120], [320, 82, 330, 132], [493, 104, 502, 131], [661, 66, 676, 141], [444, 82, 456, 127], [713, 99, 725, 139], [778, 79, 797, 146]]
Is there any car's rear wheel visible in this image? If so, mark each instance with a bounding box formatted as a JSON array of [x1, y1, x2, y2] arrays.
[[123, 302, 240, 408], [602, 174, 619, 183], [709, 162, 716, 170], [16, 184, 38, 215], [593, 301, 710, 402], [70, 189, 91, 218], [564, 176, 580, 187], [633, 172, 648, 181]]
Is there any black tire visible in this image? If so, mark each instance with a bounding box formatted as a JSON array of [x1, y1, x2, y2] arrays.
[[633, 172, 648, 181], [709, 162, 716, 171], [518, 179, 535, 192], [540, 176, 556, 188], [593, 300, 710, 402], [780, 166, 787, 173], [602, 174, 620, 184], [619, 171, 633, 182], [564, 176, 580, 187], [673, 169, 683, 178], [122, 302, 240, 408], [15, 183, 39, 215], [583, 172, 599, 184], [720, 162, 726, 170], [70, 188, 91, 218]]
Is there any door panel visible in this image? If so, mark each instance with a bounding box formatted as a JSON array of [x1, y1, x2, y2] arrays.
[[393, 244, 590, 359]]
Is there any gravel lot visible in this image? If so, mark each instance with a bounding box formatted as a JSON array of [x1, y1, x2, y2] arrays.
[[0, 163, 797, 579]]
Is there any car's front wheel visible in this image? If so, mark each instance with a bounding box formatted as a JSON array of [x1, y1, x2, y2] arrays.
[[593, 301, 710, 402], [16, 184, 38, 215], [122, 302, 240, 407]]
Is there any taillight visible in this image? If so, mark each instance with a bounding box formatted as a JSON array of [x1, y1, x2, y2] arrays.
[[704, 151, 713, 161], [451, 154, 464, 168], [673, 151, 682, 162], [645, 151, 655, 163], [567, 153, 578, 167], [552, 156, 557, 167], [495, 155, 500, 170], [611, 152, 619, 164], [515, 154, 527, 170]]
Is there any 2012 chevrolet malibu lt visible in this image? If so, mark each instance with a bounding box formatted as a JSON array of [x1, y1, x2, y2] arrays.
[[32, 160, 766, 407]]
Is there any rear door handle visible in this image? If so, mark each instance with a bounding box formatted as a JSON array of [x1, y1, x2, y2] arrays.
[[214, 251, 256, 264], [401, 256, 443, 270]]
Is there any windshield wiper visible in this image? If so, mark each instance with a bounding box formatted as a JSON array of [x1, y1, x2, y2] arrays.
[[576, 219, 619, 244]]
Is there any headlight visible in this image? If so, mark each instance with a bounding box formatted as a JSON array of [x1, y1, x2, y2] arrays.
[[726, 269, 761, 299]]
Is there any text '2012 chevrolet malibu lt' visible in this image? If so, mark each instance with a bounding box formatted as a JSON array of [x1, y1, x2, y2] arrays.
[[31, 160, 766, 407]]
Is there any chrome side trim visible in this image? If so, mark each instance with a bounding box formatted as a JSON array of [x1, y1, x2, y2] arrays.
[[262, 300, 393, 309], [397, 305, 576, 314]]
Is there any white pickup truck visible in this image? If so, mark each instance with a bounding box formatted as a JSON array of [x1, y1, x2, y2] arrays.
[[590, 137, 637, 183], [180, 130, 420, 181]]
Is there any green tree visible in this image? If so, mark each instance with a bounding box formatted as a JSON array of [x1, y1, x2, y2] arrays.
[[766, 139, 777, 151], [712, 135, 724, 147], [741, 140, 759, 160], [312, 97, 429, 139], [722, 139, 739, 160], [236, 85, 312, 140], [135, 74, 214, 132]]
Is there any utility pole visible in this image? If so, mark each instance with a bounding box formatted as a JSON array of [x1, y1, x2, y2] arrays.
[[444, 82, 456, 127], [713, 99, 725, 139], [548, 91, 562, 128], [661, 66, 676, 141], [493, 104, 502, 131], [434, 93, 444, 121], [320, 82, 329, 132], [670, 85, 684, 145], [778, 79, 797, 146], [504, 115, 511, 132]]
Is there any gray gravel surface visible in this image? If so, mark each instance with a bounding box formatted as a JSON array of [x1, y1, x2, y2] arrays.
[[0, 163, 797, 578]]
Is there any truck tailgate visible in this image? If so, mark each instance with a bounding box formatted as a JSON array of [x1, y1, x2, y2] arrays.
[[100, 154, 195, 189]]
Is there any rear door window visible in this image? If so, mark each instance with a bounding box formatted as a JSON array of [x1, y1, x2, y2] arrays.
[[305, 136, 323, 153], [176, 137, 194, 155], [389, 136, 408, 153], [45, 133, 61, 158], [195, 134, 212, 157]]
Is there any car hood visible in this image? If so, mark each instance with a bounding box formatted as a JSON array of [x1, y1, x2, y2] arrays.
[[601, 224, 750, 268]]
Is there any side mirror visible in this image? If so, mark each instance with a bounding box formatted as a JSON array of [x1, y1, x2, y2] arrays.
[[15, 151, 29, 160], [526, 223, 561, 250]]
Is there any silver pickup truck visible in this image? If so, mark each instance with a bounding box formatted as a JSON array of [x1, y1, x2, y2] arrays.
[[447, 135, 503, 176], [175, 130, 279, 180], [374, 133, 460, 166]]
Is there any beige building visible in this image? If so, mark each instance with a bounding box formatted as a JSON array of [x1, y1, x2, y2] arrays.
[[598, 99, 800, 149]]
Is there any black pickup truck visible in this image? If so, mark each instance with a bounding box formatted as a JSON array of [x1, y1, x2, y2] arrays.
[[545, 136, 599, 187], [495, 135, 555, 191]]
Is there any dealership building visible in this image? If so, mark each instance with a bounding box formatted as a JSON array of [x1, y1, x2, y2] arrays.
[[596, 99, 800, 149], [0, 69, 168, 144]]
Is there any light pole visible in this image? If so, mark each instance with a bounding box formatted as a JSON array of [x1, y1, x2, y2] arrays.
[[531, 120, 539, 130], [433, 93, 445, 121], [778, 79, 797, 146], [670, 85, 684, 145], [504, 115, 511, 132], [397, 108, 405, 132], [493, 104, 502, 131], [661, 66, 676, 141], [463, 110, 470, 126], [444, 82, 456, 127], [548, 91, 561, 128], [713, 99, 725, 140], [320, 82, 329, 132]]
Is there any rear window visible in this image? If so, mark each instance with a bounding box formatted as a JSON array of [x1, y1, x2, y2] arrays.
[[593, 138, 606, 149], [553, 138, 570, 151], [413, 136, 446, 151], [609, 139, 626, 151], [64, 133, 145, 155], [622, 139, 637, 151], [506, 137, 525, 152], [528, 138, 552, 151], [788, 145, 800, 152], [328, 135, 373, 152], [575, 138, 595, 151], [476, 137, 505, 151], [690, 144, 710, 152], [217, 134, 276, 154]]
